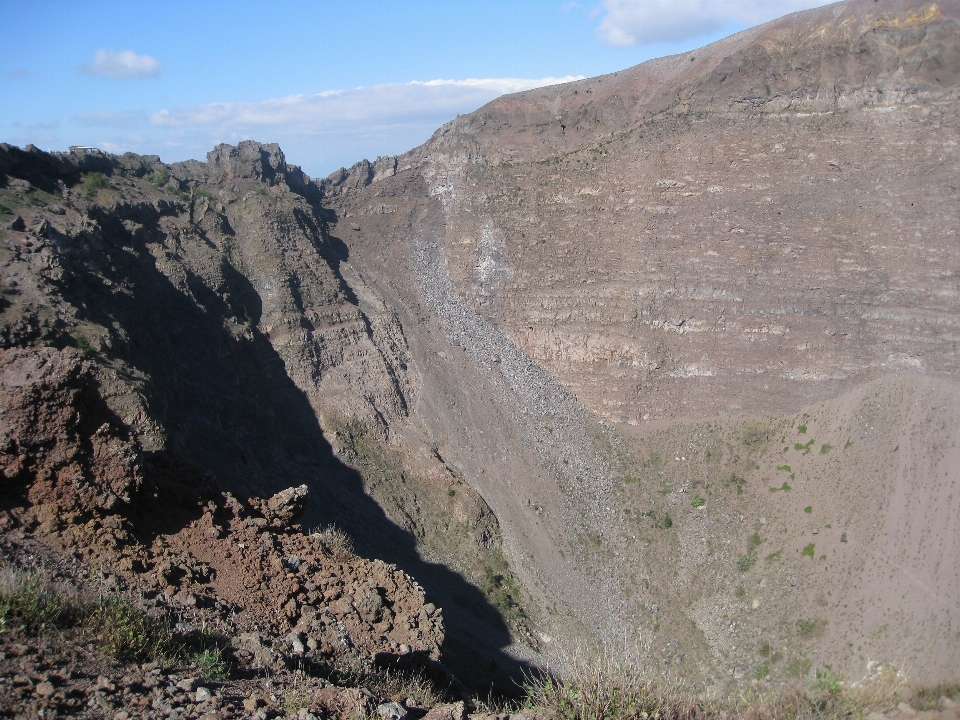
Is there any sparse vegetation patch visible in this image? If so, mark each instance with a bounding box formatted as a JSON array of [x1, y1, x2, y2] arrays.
[[82, 171, 110, 199]]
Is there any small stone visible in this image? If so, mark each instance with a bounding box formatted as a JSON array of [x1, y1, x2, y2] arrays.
[[178, 677, 200, 692], [114, 713, 129, 720], [897, 702, 918, 718], [98, 675, 117, 692], [377, 701, 409, 720], [196, 686, 213, 702], [422, 701, 467, 720], [198, 714, 223, 720], [788, 577, 798, 586], [35, 681, 55, 697], [243, 695, 267, 712], [7, 216, 25, 232], [423, 702, 467, 720]]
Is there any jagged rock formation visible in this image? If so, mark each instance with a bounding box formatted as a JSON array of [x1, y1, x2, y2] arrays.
[[0, 140, 530, 692]]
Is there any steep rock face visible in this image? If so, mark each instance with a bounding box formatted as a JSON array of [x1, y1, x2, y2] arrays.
[[323, 0, 960, 689], [376, 0, 960, 426], [0, 141, 528, 691]]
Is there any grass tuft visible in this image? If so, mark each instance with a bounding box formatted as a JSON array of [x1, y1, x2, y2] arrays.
[[0, 564, 180, 664], [310, 525, 354, 559]]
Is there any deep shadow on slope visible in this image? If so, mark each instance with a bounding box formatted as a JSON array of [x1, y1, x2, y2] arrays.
[[43, 182, 533, 694]]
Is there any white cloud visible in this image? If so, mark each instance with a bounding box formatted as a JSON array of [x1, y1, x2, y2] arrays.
[[418, 77, 581, 93], [596, 0, 836, 46], [138, 76, 582, 174], [149, 77, 582, 132], [80, 49, 163, 79]]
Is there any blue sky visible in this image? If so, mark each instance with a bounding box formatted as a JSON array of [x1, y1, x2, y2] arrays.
[[0, 0, 834, 177]]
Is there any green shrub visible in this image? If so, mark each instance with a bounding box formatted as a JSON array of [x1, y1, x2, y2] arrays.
[[741, 422, 771, 446], [642, 510, 672, 529], [96, 597, 175, 663], [801, 543, 816, 559], [0, 567, 76, 630], [796, 618, 826, 637], [736, 555, 757, 572], [794, 439, 815, 454], [191, 647, 229, 680], [726, 473, 746, 494], [82, 172, 110, 199], [148, 167, 170, 187], [690, 494, 705, 508]]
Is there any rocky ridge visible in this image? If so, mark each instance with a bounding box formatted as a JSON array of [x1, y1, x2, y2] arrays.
[[0, 140, 533, 698]]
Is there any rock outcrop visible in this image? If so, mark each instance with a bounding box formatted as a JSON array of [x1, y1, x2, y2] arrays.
[[0, 139, 528, 693]]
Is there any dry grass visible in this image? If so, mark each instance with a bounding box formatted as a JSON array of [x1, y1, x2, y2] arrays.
[[518, 646, 918, 720], [0, 563, 178, 663], [310, 524, 355, 559]]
